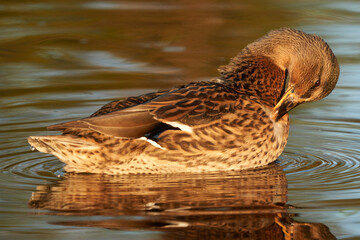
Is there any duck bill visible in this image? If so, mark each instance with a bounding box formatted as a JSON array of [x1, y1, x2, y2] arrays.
[[273, 87, 304, 121]]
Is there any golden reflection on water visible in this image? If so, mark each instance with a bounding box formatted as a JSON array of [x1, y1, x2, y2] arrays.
[[29, 164, 335, 239]]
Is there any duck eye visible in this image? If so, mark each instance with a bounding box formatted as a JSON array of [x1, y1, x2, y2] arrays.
[[314, 79, 321, 88]]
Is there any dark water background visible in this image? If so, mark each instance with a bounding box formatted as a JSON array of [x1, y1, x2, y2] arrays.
[[0, 0, 359, 239]]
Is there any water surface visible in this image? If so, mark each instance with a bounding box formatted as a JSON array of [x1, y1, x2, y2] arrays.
[[1, 0, 359, 239]]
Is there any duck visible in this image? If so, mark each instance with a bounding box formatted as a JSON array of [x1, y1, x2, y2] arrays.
[[28, 28, 340, 175]]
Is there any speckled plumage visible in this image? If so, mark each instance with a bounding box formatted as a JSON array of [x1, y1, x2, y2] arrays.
[[28, 28, 339, 174]]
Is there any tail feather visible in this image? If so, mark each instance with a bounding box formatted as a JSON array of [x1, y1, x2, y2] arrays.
[[28, 135, 98, 155], [28, 135, 102, 173]]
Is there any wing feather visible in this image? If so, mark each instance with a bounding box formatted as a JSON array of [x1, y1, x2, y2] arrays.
[[47, 81, 239, 138], [149, 83, 238, 125]]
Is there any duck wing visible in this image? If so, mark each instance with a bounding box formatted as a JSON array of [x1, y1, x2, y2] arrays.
[[47, 82, 239, 138], [47, 109, 161, 138], [90, 90, 169, 117], [147, 82, 238, 126]]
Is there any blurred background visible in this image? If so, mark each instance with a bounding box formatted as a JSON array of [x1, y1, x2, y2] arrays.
[[0, 0, 359, 239]]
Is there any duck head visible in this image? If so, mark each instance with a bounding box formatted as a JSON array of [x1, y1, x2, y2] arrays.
[[248, 28, 340, 121]]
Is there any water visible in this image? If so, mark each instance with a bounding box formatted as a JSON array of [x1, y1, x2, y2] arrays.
[[1, 0, 359, 239]]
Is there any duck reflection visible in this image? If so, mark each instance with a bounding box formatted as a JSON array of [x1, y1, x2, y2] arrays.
[[29, 164, 335, 240]]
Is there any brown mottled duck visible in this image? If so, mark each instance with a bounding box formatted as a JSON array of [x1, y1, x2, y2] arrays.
[[28, 28, 340, 174]]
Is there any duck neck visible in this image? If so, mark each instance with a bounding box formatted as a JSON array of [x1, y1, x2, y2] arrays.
[[218, 49, 288, 107]]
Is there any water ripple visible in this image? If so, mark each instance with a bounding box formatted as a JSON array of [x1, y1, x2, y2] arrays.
[[1, 151, 61, 179], [281, 146, 360, 191]]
